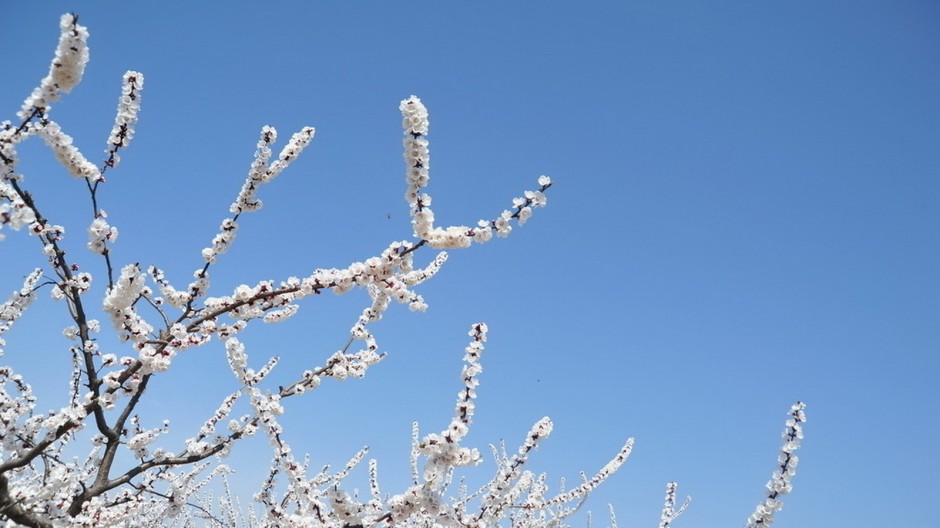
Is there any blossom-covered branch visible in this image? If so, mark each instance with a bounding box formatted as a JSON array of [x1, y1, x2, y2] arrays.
[[658, 482, 690, 528], [0, 12, 808, 528], [18, 14, 89, 120], [745, 402, 807, 527], [401, 95, 552, 249]]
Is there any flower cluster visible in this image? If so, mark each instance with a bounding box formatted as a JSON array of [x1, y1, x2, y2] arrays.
[[0, 124, 20, 182], [401, 96, 430, 218], [199, 126, 315, 265], [746, 401, 807, 527], [415, 323, 488, 488], [243, 324, 638, 528], [126, 416, 170, 459], [400, 96, 553, 249], [539, 436, 633, 510], [104, 71, 144, 170], [233, 126, 315, 214], [51, 271, 92, 301], [28, 219, 65, 244], [4, 17, 99, 187], [18, 14, 89, 120], [0, 13, 809, 528], [37, 120, 102, 182], [0, 182, 37, 240], [184, 389, 242, 459], [658, 481, 691, 528], [0, 355, 92, 526], [0, 269, 43, 356], [149, 265, 192, 308], [143, 238, 444, 382], [87, 212, 118, 254], [102, 264, 153, 344]]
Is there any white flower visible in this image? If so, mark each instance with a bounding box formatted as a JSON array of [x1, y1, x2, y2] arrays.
[[63, 326, 79, 340], [518, 206, 533, 225]]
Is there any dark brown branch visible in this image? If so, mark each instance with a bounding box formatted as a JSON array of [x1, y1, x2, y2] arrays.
[[7, 179, 110, 436]]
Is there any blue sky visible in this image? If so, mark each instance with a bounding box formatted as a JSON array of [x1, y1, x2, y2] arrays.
[[2, 2, 938, 527]]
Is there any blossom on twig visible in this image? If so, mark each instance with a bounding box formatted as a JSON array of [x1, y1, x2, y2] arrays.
[[18, 14, 90, 120], [746, 401, 807, 527]]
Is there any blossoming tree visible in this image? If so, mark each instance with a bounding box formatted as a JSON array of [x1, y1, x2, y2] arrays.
[[0, 14, 806, 528]]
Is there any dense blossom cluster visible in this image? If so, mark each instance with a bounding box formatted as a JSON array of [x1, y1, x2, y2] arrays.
[[104, 71, 144, 170], [0, 13, 807, 528], [746, 402, 807, 527], [37, 120, 102, 181], [18, 14, 89, 120]]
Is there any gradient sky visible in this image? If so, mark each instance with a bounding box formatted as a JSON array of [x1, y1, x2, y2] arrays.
[[2, 2, 938, 527]]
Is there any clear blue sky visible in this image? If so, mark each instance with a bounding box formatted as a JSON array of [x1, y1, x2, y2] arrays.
[[2, 2, 938, 527]]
